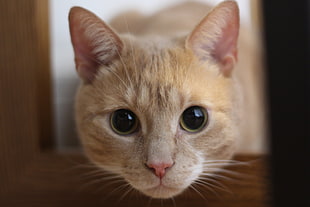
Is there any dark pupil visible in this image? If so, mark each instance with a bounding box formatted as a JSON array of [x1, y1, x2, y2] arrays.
[[112, 109, 136, 133], [183, 107, 205, 130]]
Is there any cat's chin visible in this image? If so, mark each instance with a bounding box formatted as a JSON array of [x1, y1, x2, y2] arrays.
[[141, 184, 185, 199]]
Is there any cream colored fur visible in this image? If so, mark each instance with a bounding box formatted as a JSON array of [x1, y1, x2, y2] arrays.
[[70, 1, 266, 199]]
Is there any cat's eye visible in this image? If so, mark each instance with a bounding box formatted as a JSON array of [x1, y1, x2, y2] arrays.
[[110, 109, 139, 135], [180, 106, 208, 133]]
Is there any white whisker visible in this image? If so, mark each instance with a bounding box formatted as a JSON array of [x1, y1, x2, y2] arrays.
[[123, 17, 138, 78], [193, 180, 220, 197], [99, 65, 128, 89], [200, 172, 238, 182], [113, 34, 135, 90], [80, 169, 110, 178], [203, 167, 249, 178], [202, 159, 250, 165], [80, 174, 124, 191], [202, 162, 250, 168], [170, 196, 177, 207], [189, 184, 207, 201], [79, 167, 122, 181], [65, 160, 97, 171], [147, 196, 153, 207], [118, 185, 134, 202], [103, 182, 131, 200], [196, 177, 232, 194]]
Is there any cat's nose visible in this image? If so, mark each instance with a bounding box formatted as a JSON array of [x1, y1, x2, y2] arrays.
[[146, 162, 174, 178]]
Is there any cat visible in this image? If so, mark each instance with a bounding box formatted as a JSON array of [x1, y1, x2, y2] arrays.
[[68, 0, 266, 199]]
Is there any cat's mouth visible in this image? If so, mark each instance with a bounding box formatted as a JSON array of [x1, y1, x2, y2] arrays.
[[142, 184, 184, 199], [125, 162, 202, 198], [137, 175, 194, 199]]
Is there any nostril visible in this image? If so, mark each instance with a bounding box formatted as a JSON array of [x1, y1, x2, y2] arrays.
[[145, 162, 174, 178], [144, 163, 156, 174]]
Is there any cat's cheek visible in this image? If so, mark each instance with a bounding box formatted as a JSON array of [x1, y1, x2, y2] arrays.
[[77, 119, 137, 174], [185, 108, 237, 160]]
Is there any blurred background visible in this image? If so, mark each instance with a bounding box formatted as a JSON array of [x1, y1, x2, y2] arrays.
[[50, 0, 254, 149]]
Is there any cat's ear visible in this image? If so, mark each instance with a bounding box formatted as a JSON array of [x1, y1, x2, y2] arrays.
[[69, 7, 123, 83], [186, 1, 239, 76]]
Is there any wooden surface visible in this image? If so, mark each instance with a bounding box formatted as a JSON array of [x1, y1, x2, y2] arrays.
[[0, 0, 270, 206], [0, 153, 270, 207], [0, 0, 43, 193], [0, 0, 54, 151]]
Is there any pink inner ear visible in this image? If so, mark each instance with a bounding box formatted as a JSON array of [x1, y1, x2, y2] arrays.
[[69, 7, 123, 83], [212, 21, 239, 63], [212, 20, 239, 76], [72, 25, 100, 82], [69, 7, 99, 83], [186, 1, 240, 76]]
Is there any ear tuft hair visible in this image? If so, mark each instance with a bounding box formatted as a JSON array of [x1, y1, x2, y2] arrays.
[[186, 1, 240, 76], [69, 7, 123, 83]]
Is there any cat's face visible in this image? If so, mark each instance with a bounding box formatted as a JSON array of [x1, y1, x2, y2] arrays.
[[70, 1, 240, 198], [75, 42, 238, 198]]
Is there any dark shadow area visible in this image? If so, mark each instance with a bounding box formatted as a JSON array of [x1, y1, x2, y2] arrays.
[[262, 0, 310, 206]]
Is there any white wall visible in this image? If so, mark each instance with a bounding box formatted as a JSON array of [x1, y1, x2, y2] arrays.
[[50, 0, 252, 149]]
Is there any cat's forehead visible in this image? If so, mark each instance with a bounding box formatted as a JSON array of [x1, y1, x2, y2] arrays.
[[93, 42, 229, 114], [122, 46, 190, 109], [123, 42, 189, 84]]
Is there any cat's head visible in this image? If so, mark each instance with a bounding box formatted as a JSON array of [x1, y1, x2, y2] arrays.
[[69, 1, 240, 198]]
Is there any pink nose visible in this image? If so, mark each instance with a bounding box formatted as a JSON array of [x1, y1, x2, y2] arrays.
[[146, 162, 174, 178]]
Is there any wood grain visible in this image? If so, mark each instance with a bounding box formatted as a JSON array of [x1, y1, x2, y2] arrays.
[[34, 0, 55, 149], [0, 0, 41, 192], [0, 153, 270, 207]]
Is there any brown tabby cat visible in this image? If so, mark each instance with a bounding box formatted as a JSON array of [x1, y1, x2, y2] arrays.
[[69, 0, 265, 198]]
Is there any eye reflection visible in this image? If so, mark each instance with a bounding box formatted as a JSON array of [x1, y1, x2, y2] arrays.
[[110, 109, 138, 135], [180, 106, 208, 133]]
